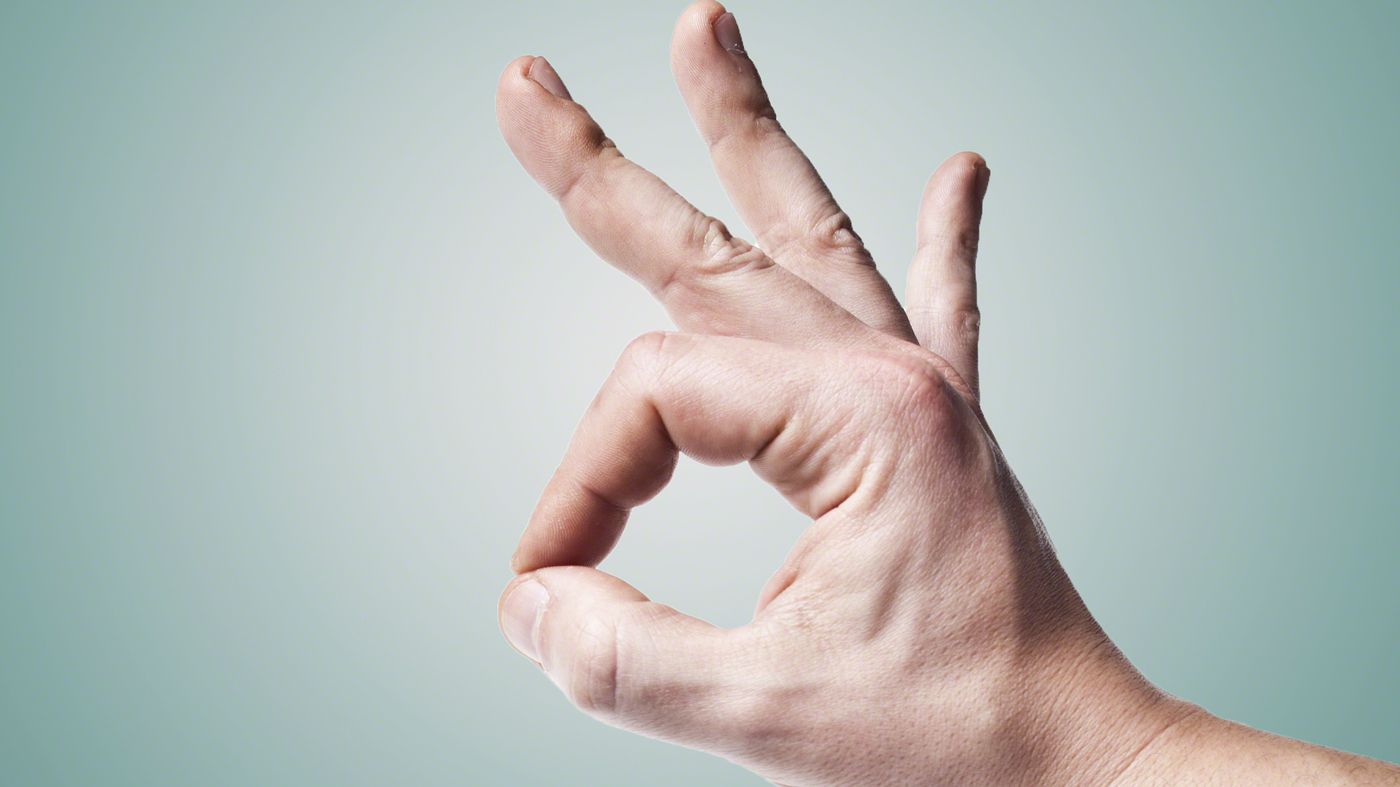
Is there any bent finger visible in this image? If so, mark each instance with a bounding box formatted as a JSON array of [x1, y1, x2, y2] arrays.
[[512, 331, 882, 574]]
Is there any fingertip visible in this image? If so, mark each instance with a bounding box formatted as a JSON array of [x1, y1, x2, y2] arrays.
[[958, 150, 989, 171], [500, 54, 535, 81], [499, 572, 549, 665], [495, 56, 537, 125], [495, 56, 610, 200], [674, 0, 730, 45], [958, 151, 991, 200], [509, 535, 562, 576], [671, 0, 742, 82], [671, 2, 772, 153], [497, 55, 536, 98], [944, 151, 986, 181], [919, 152, 990, 224], [496, 55, 571, 122], [948, 150, 988, 175]]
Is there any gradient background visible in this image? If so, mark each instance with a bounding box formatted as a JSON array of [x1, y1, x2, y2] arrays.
[[2, 0, 1397, 784]]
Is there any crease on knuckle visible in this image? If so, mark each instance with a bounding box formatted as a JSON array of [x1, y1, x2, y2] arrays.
[[914, 288, 980, 347], [945, 301, 981, 344], [921, 225, 981, 260], [807, 210, 867, 256], [768, 210, 872, 268], [661, 216, 773, 299]]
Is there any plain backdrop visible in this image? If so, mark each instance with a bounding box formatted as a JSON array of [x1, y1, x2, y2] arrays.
[[2, 0, 1397, 784]]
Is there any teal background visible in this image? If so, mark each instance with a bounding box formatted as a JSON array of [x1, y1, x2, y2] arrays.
[[2, 0, 1396, 784]]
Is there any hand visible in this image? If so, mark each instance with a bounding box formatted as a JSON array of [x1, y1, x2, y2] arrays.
[[495, 3, 1400, 785]]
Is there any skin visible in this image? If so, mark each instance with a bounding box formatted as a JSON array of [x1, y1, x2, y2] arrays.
[[494, 3, 1400, 785]]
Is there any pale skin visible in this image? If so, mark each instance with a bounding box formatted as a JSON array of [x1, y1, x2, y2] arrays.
[[494, 3, 1400, 785]]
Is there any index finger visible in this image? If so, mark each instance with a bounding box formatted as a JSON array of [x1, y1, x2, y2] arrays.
[[512, 332, 872, 574]]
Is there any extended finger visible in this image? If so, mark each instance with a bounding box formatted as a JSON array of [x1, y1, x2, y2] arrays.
[[670, 3, 914, 340], [512, 331, 887, 575], [906, 152, 990, 397], [497, 56, 874, 350]]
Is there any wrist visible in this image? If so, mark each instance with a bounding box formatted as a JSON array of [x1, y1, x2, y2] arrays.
[[952, 552, 1196, 787], [1016, 633, 1201, 787], [1099, 702, 1400, 787], [891, 563, 1196, 786]]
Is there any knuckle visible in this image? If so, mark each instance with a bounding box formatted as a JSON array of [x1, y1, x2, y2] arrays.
[[767, 210, 871, 266], [870, 349, 960, 427], [614, 331, 677, 391], [619, 330, 671, 367], [748, 110, 785, 142], [916, 269, 980, 351], [806, 210, 867, 257], [942, 301, 981, 345], [954, 304, 981, 342], [612, 331, 708, 407], [663, 216, 773, 297], [696, 215, 735, 260], [565, 616, 622, 716]]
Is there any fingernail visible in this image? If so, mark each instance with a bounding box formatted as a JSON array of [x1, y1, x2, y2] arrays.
[[714, 12, 746, 56], [502, 579, 550, 663], [977, 164, 991, 200], [527, 56, 572, 100]]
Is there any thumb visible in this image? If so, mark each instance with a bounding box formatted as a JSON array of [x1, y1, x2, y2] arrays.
[[499, 565, 772, 750]]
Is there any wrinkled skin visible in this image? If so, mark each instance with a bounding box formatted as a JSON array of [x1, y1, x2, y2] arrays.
[[495, 3, 1400, 786]]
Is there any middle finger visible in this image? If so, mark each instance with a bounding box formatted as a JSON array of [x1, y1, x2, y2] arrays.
[[670, 2, 915, 340]]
